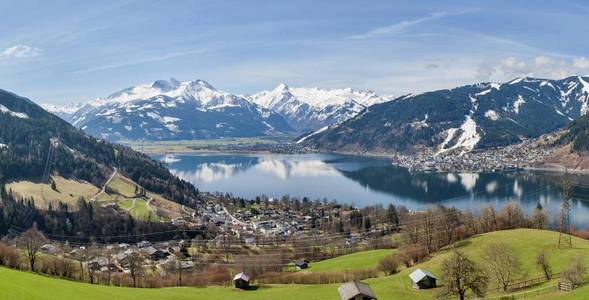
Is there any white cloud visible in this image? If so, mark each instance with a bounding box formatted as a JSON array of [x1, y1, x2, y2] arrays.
[[501, 57, 530, 75], [477, 55, 589, 82], [573, 57, 589, 69], [534, 55, 552, 67], [348, 9, 476, 39], [0, 45, 42, 59]]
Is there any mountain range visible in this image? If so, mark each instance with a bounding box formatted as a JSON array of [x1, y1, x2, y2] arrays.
[[249, 83, 385, 131], [43, 79, 385, 141], [304, 76, 589, 153]]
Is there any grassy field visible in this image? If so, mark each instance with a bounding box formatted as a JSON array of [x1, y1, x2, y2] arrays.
[[122, 137, 282, 154], [107, 175, 137, 198], [307, 249, 396, 272], [6, 176, 99, 209], [1, 229, 588, 299], [97, 173, 181, 221]]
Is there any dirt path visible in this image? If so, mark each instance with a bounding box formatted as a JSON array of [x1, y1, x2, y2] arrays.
[[90, 168, 117, 201], [125, 198, 136, 212]]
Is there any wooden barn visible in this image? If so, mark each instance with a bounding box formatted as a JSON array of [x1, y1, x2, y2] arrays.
[[409, 268, 437, 289], [233, 272, 251, 290], [338, 281, 377, 300], [294, 259, 309, 270]]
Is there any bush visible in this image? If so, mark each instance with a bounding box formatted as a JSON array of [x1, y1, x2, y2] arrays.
[[378, 254, 400, 275], [0, 242, 21, 269], [562, 256, 586, 285], [399, 243, 428, 265]]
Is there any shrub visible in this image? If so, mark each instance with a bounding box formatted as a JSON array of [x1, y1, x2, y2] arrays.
[[0, 242, 21, 269], [562, 256, 586, 285], [378, 254, 400, 275]]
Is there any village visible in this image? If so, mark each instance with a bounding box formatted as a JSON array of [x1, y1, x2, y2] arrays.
[[389, 137, 556, 173]]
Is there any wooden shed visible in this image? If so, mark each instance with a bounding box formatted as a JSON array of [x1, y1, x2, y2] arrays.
[[233, 272, 251, 290], [295, 259, 309, 270], [338, 281, 377, 300], [409, 268, 437, 289]]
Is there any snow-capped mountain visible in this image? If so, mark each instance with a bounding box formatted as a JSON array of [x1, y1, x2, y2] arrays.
[[304, 76, 589, 153], [249, 83, 386, 131], [68, 78, 294, 141], [41, 102, 85, 122]]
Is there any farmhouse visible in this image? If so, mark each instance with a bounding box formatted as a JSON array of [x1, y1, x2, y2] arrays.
[[409, 268, 437, 289], [233, 272, 250, 290], [338, 281, 377, 300], [144, 246, 170, 260]]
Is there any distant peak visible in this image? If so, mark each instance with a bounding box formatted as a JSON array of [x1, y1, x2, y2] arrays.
[[151, 78, 181, 91], [275, 82, 290, 91]]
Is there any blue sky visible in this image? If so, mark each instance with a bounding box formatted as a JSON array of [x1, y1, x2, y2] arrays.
[[1, 0, 588, 104]]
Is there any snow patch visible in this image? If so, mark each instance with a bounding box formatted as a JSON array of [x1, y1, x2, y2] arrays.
[[513, 95, 526, 114], [485, 110, 499, 120], [438, 115, 481, 154], [0, 104, 29, 119], [296, 125, 329, 143]]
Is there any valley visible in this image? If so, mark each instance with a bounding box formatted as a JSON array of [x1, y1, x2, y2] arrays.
[[4, 2, 589, 299]]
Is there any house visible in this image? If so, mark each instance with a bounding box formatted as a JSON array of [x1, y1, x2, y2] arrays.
[[40, 244, 59, 255], [233, 272, 250, 290], [136, 240, 152, 248], [87, 257, 110, 271], [409, 268, 437, 289], [338, 281, 377, 300], [143, 246, 169, 260], [294, 259, 309, 270], [116, 252, 131, 267]]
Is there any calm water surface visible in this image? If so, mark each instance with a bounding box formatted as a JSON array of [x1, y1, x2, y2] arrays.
[[151, 152, 589, 227]]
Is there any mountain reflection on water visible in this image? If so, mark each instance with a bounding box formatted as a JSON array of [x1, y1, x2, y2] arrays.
[[152, 153, 589, 227]]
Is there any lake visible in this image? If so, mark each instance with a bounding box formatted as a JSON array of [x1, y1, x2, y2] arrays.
[[151, 152, 589, 227]]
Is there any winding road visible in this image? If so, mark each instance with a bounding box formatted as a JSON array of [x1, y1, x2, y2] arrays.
[[90, 168, 117, 202]]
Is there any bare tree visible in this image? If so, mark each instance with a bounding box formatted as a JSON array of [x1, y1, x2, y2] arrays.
[[497, 202, 525, 229], [18, 226, 47, 272], [421, 210, 436, 253], [562, 256, 586, 286], [478, 205, 497, 233], [437, 250, 488, 300], [530, 204, 549, 229], [128, 253, 144, 287], [483, 242, 521, 292], [535, 250, 552, 280]]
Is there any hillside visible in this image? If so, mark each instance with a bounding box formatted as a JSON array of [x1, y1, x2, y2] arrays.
[[305, 76, 589, 153], [0, 88, 200, 208], [1, 229, 587, 300], [530, 115, 589, 171]]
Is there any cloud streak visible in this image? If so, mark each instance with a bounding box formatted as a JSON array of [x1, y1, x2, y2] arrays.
[[348, 9, 476, 39], [70, 48, 211, 74]]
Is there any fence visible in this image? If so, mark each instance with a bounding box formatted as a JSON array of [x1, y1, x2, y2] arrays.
[[483, 284, 558, 299], [558, 281, 577, 292], [488, 274, 554, 293]]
